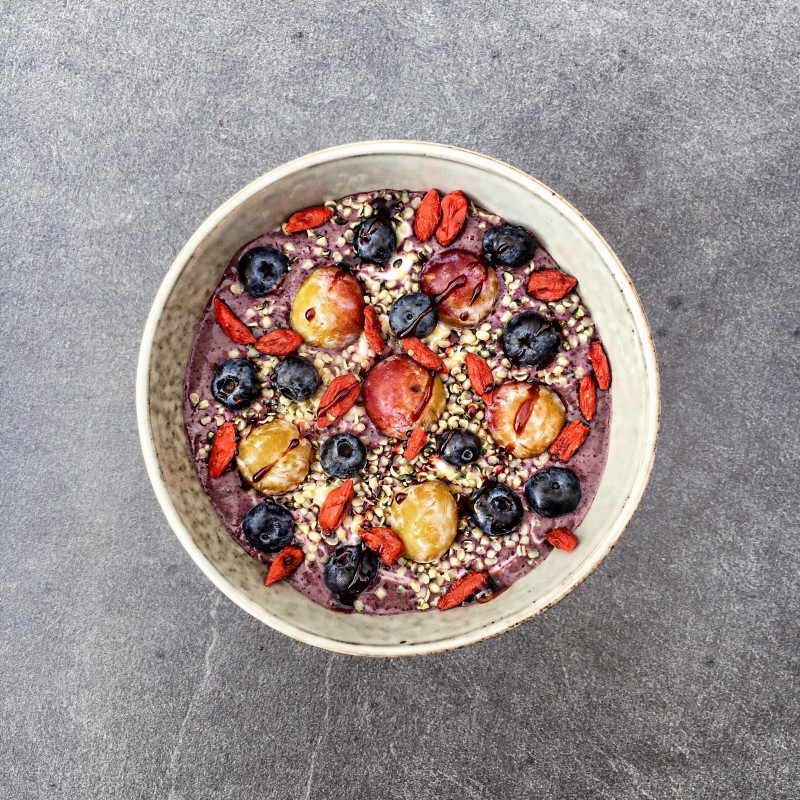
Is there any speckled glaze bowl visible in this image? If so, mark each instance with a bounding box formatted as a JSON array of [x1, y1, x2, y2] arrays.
[[137, 141, 660, 656]]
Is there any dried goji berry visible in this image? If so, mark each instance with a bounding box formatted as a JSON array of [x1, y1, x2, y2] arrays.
[[578, 374, 597, 421], [414, 188, 441, 242], [316, 374, 361, 429], [400, 337, 447, 373], [254, 328, 303, 356], [549, 420, 590, 463], [545, 527, 578, 552], [526, 270, 578, 302], [438, 571, 489, 611], [363, 306, 385, 353], [265, 544, 304, 586], [435, 190, 468, 246], [588, 341, 611, 390], [403, 428, 427, 461], [318, 479, 354, 534], [464, 353, 495, 403], [208, 421, 237, 478], [213, 298, 256, 345], [285, 205, 333, 234], [359, 526, 404, 565]]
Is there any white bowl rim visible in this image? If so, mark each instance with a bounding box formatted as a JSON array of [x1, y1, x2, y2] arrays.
[[136, 139, 661, 657]]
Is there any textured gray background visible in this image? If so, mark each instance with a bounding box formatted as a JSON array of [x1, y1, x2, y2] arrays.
[[2, 0, 798, 797]]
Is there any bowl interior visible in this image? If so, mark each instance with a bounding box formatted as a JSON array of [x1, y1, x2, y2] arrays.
[[138, 142, 659, 656]]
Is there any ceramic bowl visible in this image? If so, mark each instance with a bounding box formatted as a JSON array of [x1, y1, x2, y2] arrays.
[[137, 141, 660, 656]]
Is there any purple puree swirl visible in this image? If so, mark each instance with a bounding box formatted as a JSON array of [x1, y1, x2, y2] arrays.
[[183, 189, 611, 614]]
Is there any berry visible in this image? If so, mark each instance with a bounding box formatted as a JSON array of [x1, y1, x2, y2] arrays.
[[323, 543, 379, 605], [524, 467, 582, 517], [320, 433, 367, 478], [470, 481, 525, 537], [501, 310, 561, 367], [272, 355, 320, 401], [237, 246, 289, 296], [438, 429, 482, 467], [354, 216, 396, 264], [388, 293, 438, 339], [241, 501, 295, 553], [482, 224, 536, 269], [211, 358, 260, 409]]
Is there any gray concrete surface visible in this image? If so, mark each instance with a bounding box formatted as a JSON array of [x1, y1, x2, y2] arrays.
[[2, 1, 798, 797]]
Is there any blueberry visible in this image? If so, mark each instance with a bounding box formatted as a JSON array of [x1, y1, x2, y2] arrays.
[[211, 358, 260, 409], [272, 355, 320, 401], [237, 246, 289, 296], [501, 310, 561, 367], [482, 224, 536, 269], [320, 433, 367, 478], [524, 467, 582, 518], [354, 216, 397, 264], [470, 480, 525, 536], [242, 501, 295, 553], [323, 543, 379, 605], [388, 293, 438, 339], [438, 429, 482, 467]]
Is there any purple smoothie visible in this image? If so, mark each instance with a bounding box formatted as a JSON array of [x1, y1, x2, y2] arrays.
[[183, 189, 611, 614]]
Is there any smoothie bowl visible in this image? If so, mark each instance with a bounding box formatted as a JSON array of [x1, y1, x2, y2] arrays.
[[137, 141, 659, 656]]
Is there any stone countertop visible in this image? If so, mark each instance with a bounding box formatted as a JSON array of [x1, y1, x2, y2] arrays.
[[2, 1, 798, 798]]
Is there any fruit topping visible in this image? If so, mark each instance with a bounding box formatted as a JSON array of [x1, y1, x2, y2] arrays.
[[324, 543, 380, 606], [526, 269, 578, 301], [578, 375, 597, 421], [211, 358, 260, 409], [501, 310, 561, 367], [438, 571, 490, 611], [544, 527, 578, 552], [242, 500, 296, 553], [319, 433, 367, 478], [265, 544, 304, 585], [361, 355, 446, 438], [403, 428, 427, 461], [548, 420, 589, 463], [315, 374, 361, 429], [237, 246, 289, 296], [358, 526, 404, 565], [482, 224, 536, 269], [588, 340, 611, 390], [438, 428, 482, 466], [363, 305, 386, 353], [420, 249, 499, 328], [208, 421, 237, 478], [290, 266, 366, 349], [400, 337, 447, 373], [486, 382, 566, 458], [254, 329, 302, 356], [435, 190, 468, 246], [285, 205, 333, 234], [213, 299, 257, 345], [354, 215, 397, 264], [236, 420, 312, 494], [389, 293, 438, 339], [272, 355, 320, 401], [318, 478, 354, 534], [524, 467, 582, 518], [464, 353, 495, 403], [469, 480, 524, 536], [389, 480, 458, 563], [413, 188, 441, 242]]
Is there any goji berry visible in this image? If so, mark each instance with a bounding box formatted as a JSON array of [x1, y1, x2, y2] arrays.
[[208, 421, 237, 478], [316, 374, 360, 429], [265, 544, 304, 585], [400, 337, 447, 373], [545, 527, 578, 552], [359, 527, 404, 565], [549, 420, 589, 463], [578, 374, 597, 421], [213, 298, 256, 345], [318, 479, 354, 534], [464, 353, 494, 402], [285, 205, 333, 234], [403, 428, 427, 461], [526, 270, 578, 301], [438, 571, 489, 611], [254, 329, 302, 356], [414, 188, 441, 242], [435, 190, 468, 246], [588, 341, 611, 390], [363, 306, 385, 353]]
